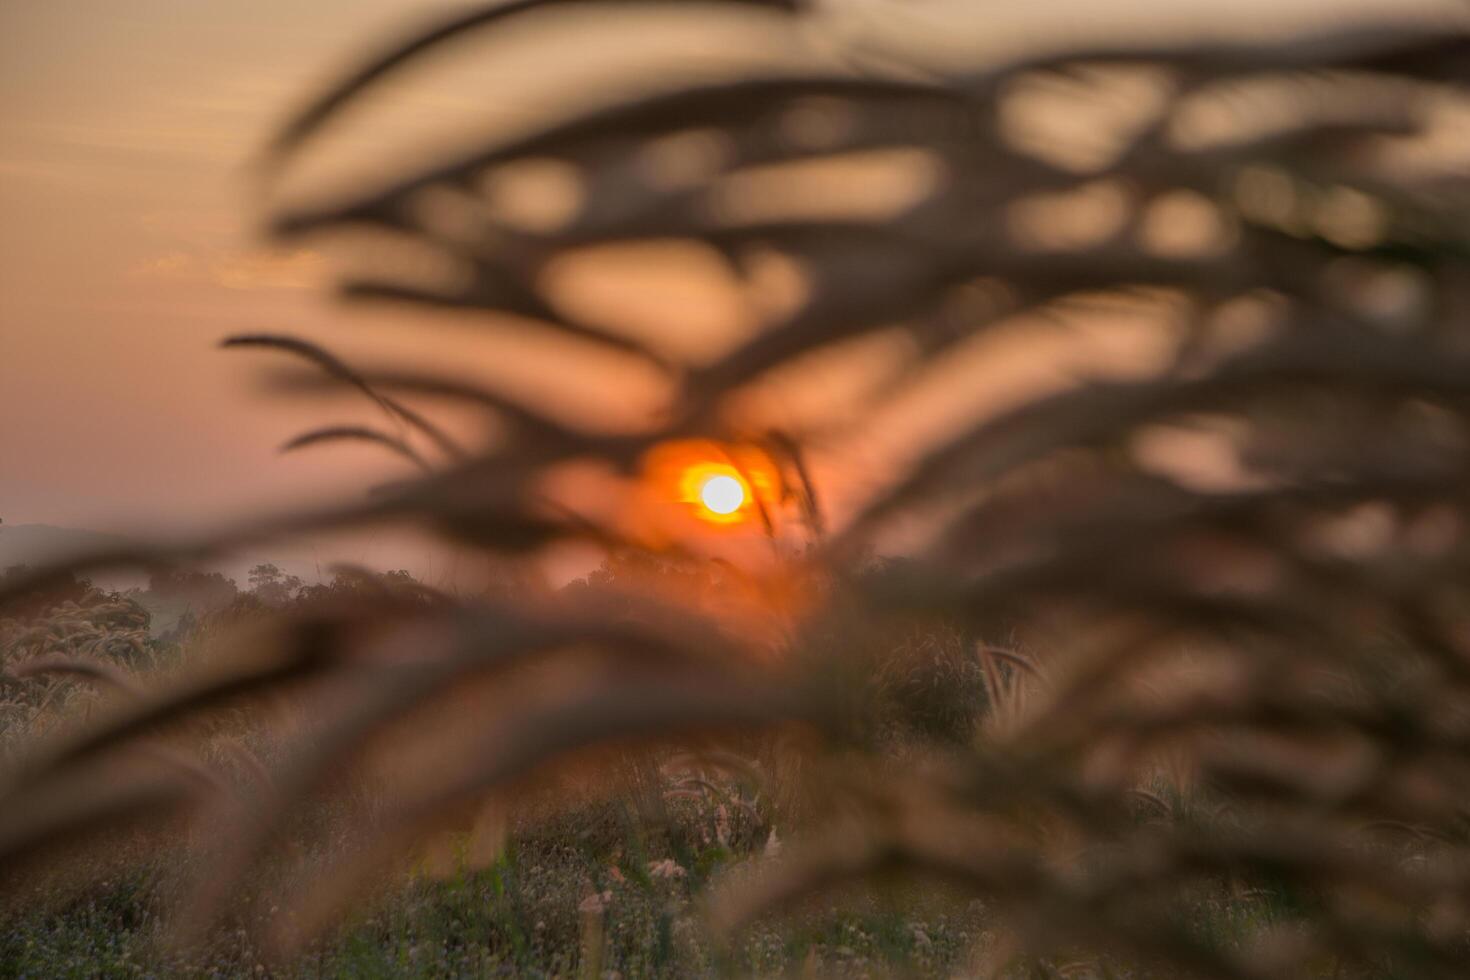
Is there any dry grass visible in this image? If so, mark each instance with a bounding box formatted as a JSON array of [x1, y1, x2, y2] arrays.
[[6, 1, 1470, 976]]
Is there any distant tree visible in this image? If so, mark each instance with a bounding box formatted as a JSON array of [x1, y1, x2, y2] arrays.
[[294, 567, 431, 606], [247, 563, 303, 606], [1, 564, 154, 671], [146, 567, 238, 613], [0, 563, 96, 621]]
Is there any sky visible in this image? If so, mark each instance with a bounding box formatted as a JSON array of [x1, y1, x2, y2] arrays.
[[4, 0, 1465, 580], [0, 0, 843, 584], [1, 1, 417, 534], [0, 0, 805, 542]]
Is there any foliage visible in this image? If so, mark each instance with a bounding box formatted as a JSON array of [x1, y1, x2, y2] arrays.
[[0, 565, 95, 623], [147, 568, 238, 613], [0, 567, 156, 675], [246, 563, 305, 607]]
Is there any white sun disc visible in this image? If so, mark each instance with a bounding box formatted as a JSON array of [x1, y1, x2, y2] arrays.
[[700, 474, 745, 515]]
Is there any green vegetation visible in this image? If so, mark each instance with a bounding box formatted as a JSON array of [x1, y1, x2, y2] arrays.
[[3, 560, 1453, 978], [1, 795, 992, 979]]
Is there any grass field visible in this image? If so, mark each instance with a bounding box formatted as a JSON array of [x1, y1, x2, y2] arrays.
[[7, 3, 1470, 977], [0, 580, 1398, 979]]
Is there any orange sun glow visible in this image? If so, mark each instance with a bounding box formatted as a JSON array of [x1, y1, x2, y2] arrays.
[[680, 462, 753, 524], [641, 439, 780, 528]]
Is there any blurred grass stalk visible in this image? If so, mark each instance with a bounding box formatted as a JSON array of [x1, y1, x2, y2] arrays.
[[6, 1, 1470, 977]]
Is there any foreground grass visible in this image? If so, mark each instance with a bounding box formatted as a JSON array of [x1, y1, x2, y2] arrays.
[[0, 779, 1352, 980], [1, 820, 987, 979], [1, 588, 1430, 979]]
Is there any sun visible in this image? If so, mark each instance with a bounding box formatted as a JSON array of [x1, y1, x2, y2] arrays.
[[641, 439, 778, 528], [679, 461, 753, 524], [699, 474, 746, 515]]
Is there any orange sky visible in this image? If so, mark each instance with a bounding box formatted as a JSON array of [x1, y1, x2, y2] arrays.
[[0, 1, 854, 585], [6, 0, 1462, 575], [0, 2, 797, 539], [1, 1, 420, 535]]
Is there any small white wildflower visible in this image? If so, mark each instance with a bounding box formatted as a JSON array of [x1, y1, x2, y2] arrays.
[[647, 858, 686, 880]]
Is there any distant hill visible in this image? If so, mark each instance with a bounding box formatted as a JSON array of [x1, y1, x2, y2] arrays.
[[0, 523, 320, 594], [0, 522, 334, 637], [0, 523, 147, 591]]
